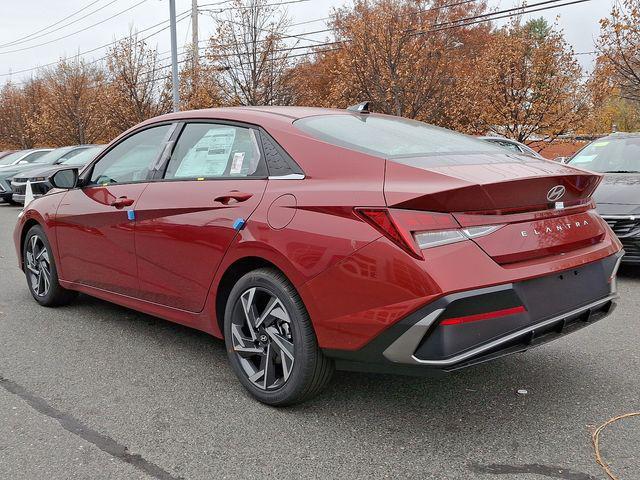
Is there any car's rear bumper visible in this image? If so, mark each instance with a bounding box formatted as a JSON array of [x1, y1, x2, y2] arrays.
[[323, 252, 622, 375]]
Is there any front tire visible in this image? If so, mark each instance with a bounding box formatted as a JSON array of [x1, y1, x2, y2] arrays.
[[224, 268, 334, 406], [23, 225, 77, 307]]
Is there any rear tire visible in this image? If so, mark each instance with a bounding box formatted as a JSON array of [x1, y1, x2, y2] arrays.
[[224, 268, 334, 406], [23, 225, 77, 307]]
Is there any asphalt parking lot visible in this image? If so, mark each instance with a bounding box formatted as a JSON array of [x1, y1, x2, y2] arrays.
[[0, 203, 638, 480]]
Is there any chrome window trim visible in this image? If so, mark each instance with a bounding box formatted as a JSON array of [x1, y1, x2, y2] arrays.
[[267, 174, 305, 180]]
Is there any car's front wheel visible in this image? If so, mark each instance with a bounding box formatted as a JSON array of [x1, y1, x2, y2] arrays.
[[23, 225, 77, 307], [224, 268, 334, 406]]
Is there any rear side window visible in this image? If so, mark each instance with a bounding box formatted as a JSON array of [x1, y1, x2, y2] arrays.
[[295, 114, 528, 167], [165, 123, 265, 179]]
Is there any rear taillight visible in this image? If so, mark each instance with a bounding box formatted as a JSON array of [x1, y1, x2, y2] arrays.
[[356, 208, 503, 259], [413, 224, 503, 250], [356, 208, 416, 254], [413, 230, 466, 250]]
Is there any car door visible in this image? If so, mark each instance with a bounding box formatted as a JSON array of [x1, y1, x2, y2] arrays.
[[133, 122, 268, 312], [55, 124, 175, 296]]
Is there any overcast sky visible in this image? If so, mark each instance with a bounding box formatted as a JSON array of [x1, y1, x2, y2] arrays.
[[0, 0, 615, 82]]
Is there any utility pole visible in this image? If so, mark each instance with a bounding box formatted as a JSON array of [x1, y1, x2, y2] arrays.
[[169, 0, 180, 112], [192, 0, 199, 67]]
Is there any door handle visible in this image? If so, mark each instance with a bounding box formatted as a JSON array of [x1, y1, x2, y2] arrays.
[[110, 197, 135, 209], [214, 192, 253, 205]]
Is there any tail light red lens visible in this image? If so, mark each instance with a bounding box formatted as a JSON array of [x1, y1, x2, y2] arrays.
[[356, 208, 421, 258], [356, 208, 503, 259]]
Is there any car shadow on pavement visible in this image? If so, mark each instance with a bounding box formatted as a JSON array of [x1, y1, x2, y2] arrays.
[[66, 291, 616, 417]]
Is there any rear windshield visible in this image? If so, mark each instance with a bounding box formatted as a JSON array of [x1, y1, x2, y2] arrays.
[[294, 114, 519, 165], [568, 137, 640, 173]]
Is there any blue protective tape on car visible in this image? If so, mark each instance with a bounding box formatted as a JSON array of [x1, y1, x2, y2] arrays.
[[233, 218, 246, 231], [127, 210, 136, 221]]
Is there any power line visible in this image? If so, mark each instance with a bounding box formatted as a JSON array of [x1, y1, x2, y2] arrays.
[[198, 0, 310, 12], [0, 10, 192, 79], [3, 0, 594, 90], [0, 0, 107, 48], [0, 0, 122, 49], [92, 0, 601, 83], [407, 0, 586, 36], [1, 0, 320, 78], [0, 0, 150, 55], [424, 0, 594, 35], [200, 0, 588, 62]]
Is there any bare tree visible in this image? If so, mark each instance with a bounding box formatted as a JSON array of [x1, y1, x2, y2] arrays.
[[206, 0, 297, 106]]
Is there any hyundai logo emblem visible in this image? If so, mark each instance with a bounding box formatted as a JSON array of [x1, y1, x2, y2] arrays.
[[547, 185, 566, 202]]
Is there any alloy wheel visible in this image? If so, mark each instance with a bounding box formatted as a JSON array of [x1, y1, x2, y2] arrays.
[[25, 234, 51, 298], [230, 287, 295, 391]]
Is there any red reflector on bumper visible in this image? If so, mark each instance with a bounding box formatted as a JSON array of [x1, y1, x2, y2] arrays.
[[440, 306, 526, 326]]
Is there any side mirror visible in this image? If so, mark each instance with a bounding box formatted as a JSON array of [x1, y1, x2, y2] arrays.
[[50, 168, 78, 189]]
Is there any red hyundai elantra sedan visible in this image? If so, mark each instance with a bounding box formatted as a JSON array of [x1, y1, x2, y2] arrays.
[[14, 106, 623, 405]]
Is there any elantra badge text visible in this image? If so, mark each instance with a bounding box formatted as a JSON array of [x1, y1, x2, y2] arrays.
[[521, 220, 589, 237]]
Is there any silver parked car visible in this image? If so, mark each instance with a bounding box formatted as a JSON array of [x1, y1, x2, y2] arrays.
[[11, 145, 104, 204], [0, 149, 53, 202]]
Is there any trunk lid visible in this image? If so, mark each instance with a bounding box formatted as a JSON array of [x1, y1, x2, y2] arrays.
[[384, 154, 607, 264], [384, 153, 602, 213]]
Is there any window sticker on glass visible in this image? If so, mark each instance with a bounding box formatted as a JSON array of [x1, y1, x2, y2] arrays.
[[230, 152, 245, 175], [593, 142, 609, 147], [174, 127, 236, 177]]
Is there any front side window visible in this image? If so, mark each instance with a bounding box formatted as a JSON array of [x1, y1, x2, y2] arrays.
[[90, 125, 172, 185], [165, 123, 264, 180]]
